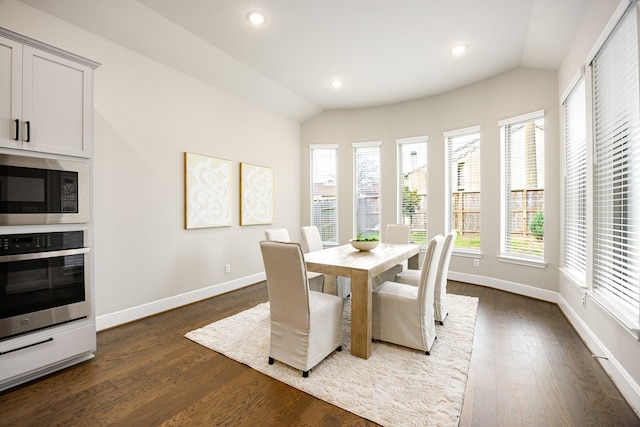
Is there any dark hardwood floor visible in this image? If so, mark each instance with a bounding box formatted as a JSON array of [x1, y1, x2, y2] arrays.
[[0, 281, 638, 426]]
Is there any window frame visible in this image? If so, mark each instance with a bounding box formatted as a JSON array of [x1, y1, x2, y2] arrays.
[[589, 0, 640, 330], [444, 125, 482, 255], [352, 141, 382, 240], [309, 144, 339, 246], [498, 110, 547, 268], [396, 135, 428, 246], [560, 70, 587, 288]]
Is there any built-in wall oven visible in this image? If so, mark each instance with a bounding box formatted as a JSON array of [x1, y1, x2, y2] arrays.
[[0, 230, 90, 340], [0, 154, 89, 225]]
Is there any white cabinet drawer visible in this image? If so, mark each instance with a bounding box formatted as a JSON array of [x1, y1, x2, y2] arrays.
[[0, 323, 96, 386]]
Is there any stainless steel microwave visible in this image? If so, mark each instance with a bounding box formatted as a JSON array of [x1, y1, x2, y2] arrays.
[[0, 154, 89, 225]]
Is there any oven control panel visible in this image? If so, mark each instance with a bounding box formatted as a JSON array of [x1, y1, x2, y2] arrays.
[[0, 231, 84, 255]]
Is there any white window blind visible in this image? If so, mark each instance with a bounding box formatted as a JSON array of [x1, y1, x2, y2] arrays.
[[310, 145, 338, 244], [397, 136, 428, 245], [353, 142, 381, 240], [500, 111, 545, 259], [563, 75, 587, 281], [592, 2, 640, 322], [445, 126, 481, 251]]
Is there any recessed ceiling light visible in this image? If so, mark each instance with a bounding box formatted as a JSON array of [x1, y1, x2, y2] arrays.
[[330, 79, 343, 89], [247, 11, 266, 25], [450, 44, 467, 56]]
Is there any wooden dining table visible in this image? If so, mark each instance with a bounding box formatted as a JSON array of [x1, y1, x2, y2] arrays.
[[304, 242, 420, 359]]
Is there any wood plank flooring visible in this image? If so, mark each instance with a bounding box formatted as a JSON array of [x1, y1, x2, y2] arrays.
[[0, 281, 638, 426]]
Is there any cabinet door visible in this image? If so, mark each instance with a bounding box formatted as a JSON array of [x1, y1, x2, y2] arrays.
[[22, 46, 92, 157], [0, 36, 22, 150]]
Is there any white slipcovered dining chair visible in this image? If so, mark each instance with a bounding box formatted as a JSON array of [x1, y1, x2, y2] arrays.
[[264, 228, 290, 242], [395, 230, 456, 325], [265, 228, 324, 292], [259, 241, 344, 377], [373, 224, 412, 286], [372, 234, 444, 355], [301, 225, 351, 298]]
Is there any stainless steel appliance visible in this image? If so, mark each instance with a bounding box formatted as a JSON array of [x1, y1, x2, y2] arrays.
[[0, 154, 89, 225], [0, 230, 90, 340]]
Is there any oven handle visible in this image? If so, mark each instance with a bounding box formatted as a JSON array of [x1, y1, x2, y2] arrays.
[[0, 247, 90, 263]]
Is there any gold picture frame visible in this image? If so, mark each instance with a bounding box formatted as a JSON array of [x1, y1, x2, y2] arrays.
[[240, 162, 274, 225], [184, 152, 233, 229]]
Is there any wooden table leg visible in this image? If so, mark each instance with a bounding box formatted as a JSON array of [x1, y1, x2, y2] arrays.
[[350, 269, 372, 359], [408, 252, 419, 270]]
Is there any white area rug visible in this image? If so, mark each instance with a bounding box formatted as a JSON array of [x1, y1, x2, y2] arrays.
[[186, 294, 478, 427]]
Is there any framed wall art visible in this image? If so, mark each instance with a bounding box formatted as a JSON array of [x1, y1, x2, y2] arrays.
[[240, 162, 273, 225], [184, 152, 233, 229]]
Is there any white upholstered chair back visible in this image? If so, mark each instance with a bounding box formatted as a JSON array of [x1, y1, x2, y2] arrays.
[[264, 228, 290, 242], [372, 234, 444, 354], [300, 226, 323, 253], [386, 224, 411, 244], [264, 227, 324, 292], [433, 230, 457, 323], [259, 241, 343, 376]]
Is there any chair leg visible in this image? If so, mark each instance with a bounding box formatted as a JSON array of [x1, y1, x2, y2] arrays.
[[302, 370, 309, 378], [268, 357, 274, 365], [425, 350, 430, 355], [437, 320, 444, 326], [336, 345, 342, 352]]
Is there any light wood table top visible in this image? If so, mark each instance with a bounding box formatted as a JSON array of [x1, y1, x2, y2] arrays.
[[305, 243, 420, 359]]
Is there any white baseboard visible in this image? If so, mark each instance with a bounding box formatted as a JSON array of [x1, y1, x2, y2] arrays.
[[95, 273, 266, 331], [448, 271, 558, 303], [450, 271, 639, 416], [557, 294, 640, 416]]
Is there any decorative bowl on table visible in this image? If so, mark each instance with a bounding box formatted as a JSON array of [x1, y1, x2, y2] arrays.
[[349, 239, 379, 251]]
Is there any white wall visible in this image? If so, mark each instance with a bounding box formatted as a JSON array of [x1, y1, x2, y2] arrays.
[[0, 1, 301, 324], [301, 67, 560, 296], [557, 0, 640, 414]]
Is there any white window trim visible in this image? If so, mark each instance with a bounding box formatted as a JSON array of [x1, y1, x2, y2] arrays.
[[444, 125, 482, 254], [586, 0, 634, 65], [497, 254, 547, 269], [443, 125, 481, 138], [309, 144, 339, 245], [309, 143, 339, 149], [498, 109, 545, 127], [499, 110, 546, 263], [396, 136, 428, 245], [352, 141, 382, 148]]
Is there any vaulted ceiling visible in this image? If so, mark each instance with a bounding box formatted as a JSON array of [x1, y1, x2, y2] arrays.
[[19, 0, 593, 122]]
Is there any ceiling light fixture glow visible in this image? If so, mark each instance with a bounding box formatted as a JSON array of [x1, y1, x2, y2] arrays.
[[330, 79, 343, 89], [450, 44, 467, 56], [248, 11, 266, 25]]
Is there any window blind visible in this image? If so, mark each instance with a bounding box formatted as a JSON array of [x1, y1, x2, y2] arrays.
[[310, 145, 338, 244], [592, 2, 640, 319], [445, 126, 481, 251], [563, 76, 587, 280], [353, 142, 381, 240], [397, 136, 428, 245], [500, 111, 545, 259]]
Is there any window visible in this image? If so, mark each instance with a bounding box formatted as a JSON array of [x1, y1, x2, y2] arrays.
[[396, 136, 428, 244], [500, 111, 545, 261], [445, 126, 481, 251], [353, 142, 381, 240], [563, 74, 587, 283], [591, 2, 640, 324], [310, 145, 338, 244]]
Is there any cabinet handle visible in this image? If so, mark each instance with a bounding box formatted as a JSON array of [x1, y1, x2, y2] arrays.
[[0, 337, 53, 356], [25, 121, 30, 142], [14, 119, 19, 141]]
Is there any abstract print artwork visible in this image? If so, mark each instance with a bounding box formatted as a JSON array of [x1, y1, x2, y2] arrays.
[[184, 152, 232, 229], [240, 162, 274, 225]]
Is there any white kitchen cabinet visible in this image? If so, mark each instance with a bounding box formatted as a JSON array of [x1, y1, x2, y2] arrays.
[[0, 321, 96, 392], [0, 28, 99, 158]]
